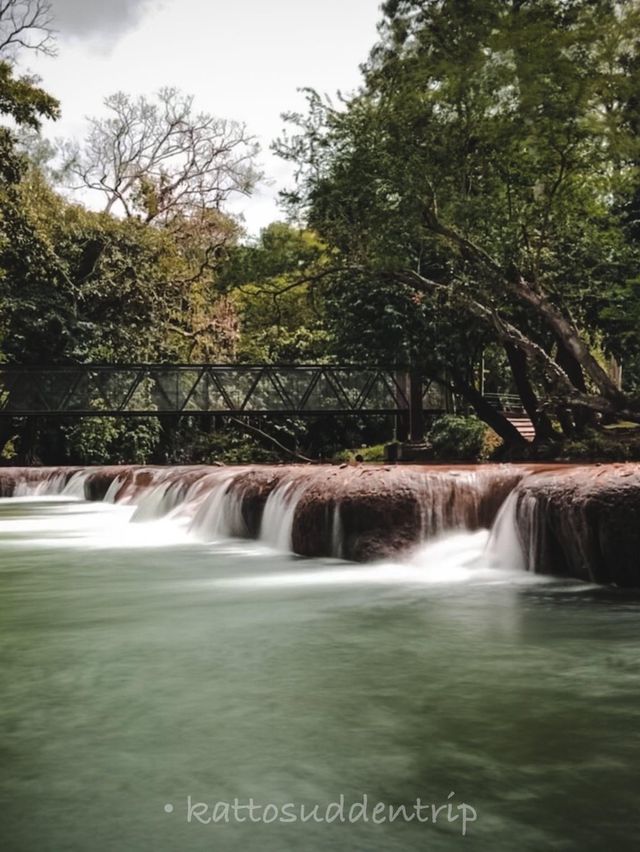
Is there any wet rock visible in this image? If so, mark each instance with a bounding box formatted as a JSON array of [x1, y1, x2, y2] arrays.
[[0, 470, 16, 496], [228, 467, 287, 537], [291, 465, 527, 562], [513, 464, 640, 586]]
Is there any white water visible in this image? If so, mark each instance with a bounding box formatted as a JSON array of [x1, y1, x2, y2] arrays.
[[259, 480, 301, 551], [0, 466, 531, 577], [331, 502, 343, 559], [13, 471, 67, 497], [103, 475, 124, 503], [486, 490, 526, 572], [188, 476, 247, 541], [61, 470, 91, 499], [0, 496, 193, 549]]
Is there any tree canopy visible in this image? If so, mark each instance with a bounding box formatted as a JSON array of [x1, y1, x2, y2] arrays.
[[2, 0, 640, 462], [277, 0, 640, 443]]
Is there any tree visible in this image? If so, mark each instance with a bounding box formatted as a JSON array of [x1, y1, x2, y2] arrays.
[[0, 59, 59, 183], [0, 0, 55, 59], [62, 88, 261, 228], [0, 0, 59, 185], [277, 0, 640, 444], [219, 222, 333, 362]]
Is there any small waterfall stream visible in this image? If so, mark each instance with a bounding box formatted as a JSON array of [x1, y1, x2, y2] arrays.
[[485, 491, 526, 572], [0, 463, 547, 570], [259, 480, 301, 552]]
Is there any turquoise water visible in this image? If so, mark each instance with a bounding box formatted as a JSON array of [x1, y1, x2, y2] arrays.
[[1, 497, 640, 851]]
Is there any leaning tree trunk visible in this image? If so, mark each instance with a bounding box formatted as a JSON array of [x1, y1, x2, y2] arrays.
[[504, 342, 556, 441], [513, 279, 624, 404], [554, 337, 595, 434], [424, 214, 628, 408], [451, 371, 528, 450]]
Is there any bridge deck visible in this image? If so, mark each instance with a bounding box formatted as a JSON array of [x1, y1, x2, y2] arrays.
[[0, 365, 448, 417]]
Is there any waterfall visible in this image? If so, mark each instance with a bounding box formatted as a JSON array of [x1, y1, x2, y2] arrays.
[[259, 480, 303, 552], [130, 481, 174, 522], [331, 502, 343, 558], [0, 463, 537, 567], [61, 470, 92, 499], [486, 490, 526, 572], [188, 475, 247, 541], [13, 470, 68, 496], [3, 461, 636, 584], [103, 475, 125, 503]]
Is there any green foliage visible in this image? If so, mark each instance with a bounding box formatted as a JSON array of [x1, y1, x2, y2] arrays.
[[333, 444, 386, 463], [163, 422, 281, 465], [62, 418, 123, 465], [220, 223, 333, 362], [62, 418, 162, 465], [0, 169, 205, 365], [277, 0, 640, 430], [5, 2, 640, 462], [428, 415, 487, 462], [532, 427, 640, 462], [0, 61, 59, 186]]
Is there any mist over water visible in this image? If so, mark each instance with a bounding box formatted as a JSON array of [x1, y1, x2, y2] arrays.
[[1, 492, 640, 851]]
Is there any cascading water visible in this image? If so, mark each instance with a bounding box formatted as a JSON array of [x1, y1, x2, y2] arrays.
[[103, 475, 124, 503], [331, 502, 343, 559], [485, 490, 526, 572], [0, 463, 540, 571], [61, 470, 91, 499], [188, 474, 248, 541], [259, 480, 302, 551], [12, 470, 69, 497]]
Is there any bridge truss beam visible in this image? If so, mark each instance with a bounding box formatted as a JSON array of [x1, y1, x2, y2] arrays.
[[0, 365, 448, 419]]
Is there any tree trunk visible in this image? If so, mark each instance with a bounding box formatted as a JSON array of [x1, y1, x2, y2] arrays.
[[451, 372, 528, 449], [423, 215, 626, 404], [554, 337, 594, 433], [16, 417, 39, 465], [513, 278, 623, 403], [504, 342, 556, 441], [397, 268, 640, 424]]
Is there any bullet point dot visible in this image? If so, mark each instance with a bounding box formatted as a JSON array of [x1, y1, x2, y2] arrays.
[[164, 803, 174, 814]]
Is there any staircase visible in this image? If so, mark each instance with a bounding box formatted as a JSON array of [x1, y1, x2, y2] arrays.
[[482, 394, 536, 443], [506, 413, 535, 443]]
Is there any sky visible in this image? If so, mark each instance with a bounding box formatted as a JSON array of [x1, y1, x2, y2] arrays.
[[26, 0, 383, 236]]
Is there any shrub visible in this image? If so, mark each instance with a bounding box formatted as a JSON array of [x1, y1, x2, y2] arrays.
[[333, 444, 386, 463], [428, 415, 487, 461], [561, 428, 640, 461]]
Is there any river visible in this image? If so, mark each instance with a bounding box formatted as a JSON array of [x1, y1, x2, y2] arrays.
[[1, 494, 639, 851]]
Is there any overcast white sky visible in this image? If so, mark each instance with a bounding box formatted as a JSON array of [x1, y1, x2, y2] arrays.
[[28, 0, 382, 235]]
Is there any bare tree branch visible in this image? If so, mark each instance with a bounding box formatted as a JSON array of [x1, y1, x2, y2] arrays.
[[0, 0, 56, 59], [60, 88, 262, 227]]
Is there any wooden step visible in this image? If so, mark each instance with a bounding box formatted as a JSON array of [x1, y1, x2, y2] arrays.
[[506, 416, 535, 442]]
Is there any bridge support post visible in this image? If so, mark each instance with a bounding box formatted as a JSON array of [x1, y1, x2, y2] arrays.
[[409, 370, 425, 443], [395, 371, 410, 442]]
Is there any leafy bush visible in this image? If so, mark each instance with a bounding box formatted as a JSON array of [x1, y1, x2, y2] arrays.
[[62, 417, 161, 465], [428, 415, 487, 461], [560, 428, 640, 461], [482, 427, 504, 460], [333, 444, 386, 463], [165, 423, 282, 465]]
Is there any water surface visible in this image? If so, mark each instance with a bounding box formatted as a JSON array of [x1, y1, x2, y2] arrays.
[[1, 498, 639, 851]]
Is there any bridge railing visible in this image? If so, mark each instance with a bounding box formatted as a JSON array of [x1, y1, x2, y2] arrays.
[[0, 365, 449, 417], [483, 392, 526, 413]]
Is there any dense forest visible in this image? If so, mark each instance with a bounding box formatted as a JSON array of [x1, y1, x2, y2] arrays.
[[1, 0, 640, 464]]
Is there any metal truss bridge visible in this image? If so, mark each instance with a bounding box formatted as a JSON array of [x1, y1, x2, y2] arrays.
[[0, 364, 448, 419]]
